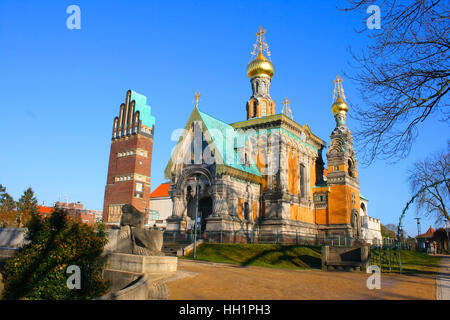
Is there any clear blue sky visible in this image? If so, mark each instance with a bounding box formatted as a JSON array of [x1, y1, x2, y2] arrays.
[[0, 0, 448, 236]]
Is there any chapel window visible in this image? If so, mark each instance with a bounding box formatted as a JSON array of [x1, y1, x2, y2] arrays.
[[244, 202, 249, 220], [300, 164, 306, 198], [348, 159, 353, 177]]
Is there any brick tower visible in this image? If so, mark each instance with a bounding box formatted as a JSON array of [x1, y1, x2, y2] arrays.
[[103, 90, 155, 224]]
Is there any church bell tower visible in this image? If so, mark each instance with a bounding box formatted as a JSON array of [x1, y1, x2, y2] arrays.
[[246, 27, 276, 119], [326, 76, 361, 238]]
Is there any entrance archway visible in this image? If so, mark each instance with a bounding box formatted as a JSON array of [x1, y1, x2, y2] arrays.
[[198, 196, 212, 233], [187, 196, 212, 234]]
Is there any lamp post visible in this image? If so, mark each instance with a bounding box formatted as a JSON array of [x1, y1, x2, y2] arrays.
[[414, 217, 421, 237]]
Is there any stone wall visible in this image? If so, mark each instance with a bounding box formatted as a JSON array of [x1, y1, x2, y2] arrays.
[[0, 228, 27, 248], [98, 273, 168, 300]]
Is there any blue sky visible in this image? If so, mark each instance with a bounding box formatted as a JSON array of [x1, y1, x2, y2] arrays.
[[0, 0, 448, 236]]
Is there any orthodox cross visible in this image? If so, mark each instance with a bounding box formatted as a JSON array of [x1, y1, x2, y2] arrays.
[[282, 97, 293, 120], [251, 26, 271, 58], [194, 91, 200, 107], [256, 26, 266, 51], [333, 75, 346, 100]]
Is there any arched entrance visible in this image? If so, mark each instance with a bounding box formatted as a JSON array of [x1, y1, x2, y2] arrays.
[[198, 196, 212, 233], [187, 195, 212, 234]]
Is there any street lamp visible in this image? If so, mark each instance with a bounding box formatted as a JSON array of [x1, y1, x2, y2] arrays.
[[414, 217, 421, 237]]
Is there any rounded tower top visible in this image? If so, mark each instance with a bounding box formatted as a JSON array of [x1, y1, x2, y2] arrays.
[[331, 75, 348, 115], [332, 94, 349, 115], [247, 26, 274, 79], [247, 51, 275, 79]]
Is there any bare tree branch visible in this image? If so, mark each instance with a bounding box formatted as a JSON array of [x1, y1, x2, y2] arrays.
[[341, 0, 450, 163], [408, 142, 450, 223]]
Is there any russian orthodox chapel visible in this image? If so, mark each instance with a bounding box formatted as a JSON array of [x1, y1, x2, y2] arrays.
[[164, 27, 367, 239]]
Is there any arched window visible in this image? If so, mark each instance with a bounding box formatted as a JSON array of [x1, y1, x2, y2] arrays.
[[360, 202, 367, 217], [348, 159, 353, 177], [244, 202, 249, 220], [186, 186, 192, 201]]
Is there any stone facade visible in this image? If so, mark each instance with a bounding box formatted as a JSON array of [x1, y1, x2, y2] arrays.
[[162, 32, 379, 241], [360, 197, 382, 244]]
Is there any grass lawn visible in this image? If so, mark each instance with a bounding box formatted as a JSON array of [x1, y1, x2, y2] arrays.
[[183, 243, 443, 275], [370, 248, 442, 275], [182, 243, 322, 270]]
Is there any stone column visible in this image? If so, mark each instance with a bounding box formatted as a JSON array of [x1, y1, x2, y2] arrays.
[[248, 196, 254, 223], [306, 156, 312, 201], [167, 188, 187, 232], [171, 193, 185, 218], [211, 185, 228, 217]]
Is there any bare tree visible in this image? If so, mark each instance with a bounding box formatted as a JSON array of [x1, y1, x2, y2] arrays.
[[408, 143, 449, 223], [340, 0, 450, 163]]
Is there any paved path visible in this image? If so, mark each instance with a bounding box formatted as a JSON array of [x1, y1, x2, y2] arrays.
[[436, 255, 450, 300], [167, 259, 436, 300]]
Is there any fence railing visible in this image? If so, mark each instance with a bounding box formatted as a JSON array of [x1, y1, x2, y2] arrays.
[[164, 230, 372, 247], [369, 244, 403, 273], [163, 231, 413, 250]]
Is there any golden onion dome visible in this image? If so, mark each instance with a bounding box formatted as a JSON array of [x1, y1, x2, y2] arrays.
[[247, 51, 275, 79], [331, 94, 349, 115]]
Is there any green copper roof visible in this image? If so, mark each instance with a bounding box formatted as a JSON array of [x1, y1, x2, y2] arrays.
[[198, 110, 262, 177], [131, 90, 155, 129]]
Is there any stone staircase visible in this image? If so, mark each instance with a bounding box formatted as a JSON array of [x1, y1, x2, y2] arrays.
[[162, 242, 192, 256]]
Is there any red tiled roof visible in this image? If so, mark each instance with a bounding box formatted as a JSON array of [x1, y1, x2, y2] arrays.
[[150, 183, 170, 198], [36, 205, 54, 215], [417, 226, 435, 239]]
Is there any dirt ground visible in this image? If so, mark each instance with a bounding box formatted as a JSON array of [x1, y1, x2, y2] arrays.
[[167, 259, 436, 300]]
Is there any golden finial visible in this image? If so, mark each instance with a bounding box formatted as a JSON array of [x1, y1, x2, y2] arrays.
[[251, 26, 271, 58], [247, 27, 274, 79], [333, 75, 346, 100], [194, 91, 200, 108], [332, 75, 349, 116], [282, 97, 293, 120]]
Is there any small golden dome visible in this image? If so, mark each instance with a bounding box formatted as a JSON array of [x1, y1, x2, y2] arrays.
[[247, 51, 275, 79], [332, 94, 348, 115]]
